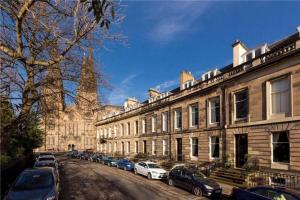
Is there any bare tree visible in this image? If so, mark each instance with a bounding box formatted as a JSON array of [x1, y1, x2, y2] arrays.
[[0, 0, 125, 129]]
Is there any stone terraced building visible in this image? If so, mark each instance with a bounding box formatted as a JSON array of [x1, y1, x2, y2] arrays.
[[95, 27, 300, 173]]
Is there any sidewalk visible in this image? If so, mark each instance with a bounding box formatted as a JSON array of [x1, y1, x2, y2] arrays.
[[218, 182, 234, 197]]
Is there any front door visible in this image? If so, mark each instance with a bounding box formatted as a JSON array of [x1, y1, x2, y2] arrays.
[[177, 138, 183, 161], [235, 134, 248, 168]]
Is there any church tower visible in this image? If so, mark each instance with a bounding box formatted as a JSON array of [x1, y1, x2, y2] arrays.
[[75, 48, 98, 116], [41, 43, 65, 116]]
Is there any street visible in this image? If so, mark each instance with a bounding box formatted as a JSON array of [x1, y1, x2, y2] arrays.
[[58, 156, 210, 200]]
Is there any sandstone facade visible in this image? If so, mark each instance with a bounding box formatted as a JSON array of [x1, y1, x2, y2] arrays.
[[96, 29, 300, 172]]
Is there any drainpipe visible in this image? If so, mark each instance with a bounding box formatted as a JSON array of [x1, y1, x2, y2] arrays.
[[221, 86, 227, 164], [168, 105, 172, 161]]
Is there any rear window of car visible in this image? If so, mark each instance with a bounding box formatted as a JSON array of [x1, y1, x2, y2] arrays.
[[148, 164, 160, 168], [38, 157, 55, 161], [35, 162, 55, 168], [14, 172, 53, 190]]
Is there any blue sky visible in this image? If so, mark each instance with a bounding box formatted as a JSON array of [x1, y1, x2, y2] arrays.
[[95, 1, 300, 106]]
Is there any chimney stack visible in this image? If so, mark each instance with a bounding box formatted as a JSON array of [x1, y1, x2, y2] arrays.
[[232, 40, 248, 67], [180, 70, 194, 86]]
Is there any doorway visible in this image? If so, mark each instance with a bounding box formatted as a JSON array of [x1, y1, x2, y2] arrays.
[[235, 134, 248, 168], [177, 138, 183, 161]]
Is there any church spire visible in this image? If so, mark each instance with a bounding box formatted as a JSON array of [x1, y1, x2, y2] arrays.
[[75, 48, 98, 115], [42, 41, 65, 115]]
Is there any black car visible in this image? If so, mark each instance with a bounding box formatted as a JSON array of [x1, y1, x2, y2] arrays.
[[168, 166, 222, 197], [231, 186, 300, 200], [4, 168, 59, 200]]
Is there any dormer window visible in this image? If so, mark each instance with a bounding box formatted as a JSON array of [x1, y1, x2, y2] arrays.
[[182, 80, 195, 90], [243, 44, 268, 63]]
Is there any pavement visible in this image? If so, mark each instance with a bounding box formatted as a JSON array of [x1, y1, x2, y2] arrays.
[[58, 156, 232, 200]]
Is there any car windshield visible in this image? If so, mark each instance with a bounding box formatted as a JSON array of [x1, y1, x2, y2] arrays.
[[148, 164, 160, 168], [192, 171, 206, 179], [38, 157, 54, 161], [108, 157, 113, 159], [13, 172, 53, 190], [35, 163, 55, 168]]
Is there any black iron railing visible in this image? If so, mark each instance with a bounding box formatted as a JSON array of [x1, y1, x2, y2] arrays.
[[248, 170, 300, 189]]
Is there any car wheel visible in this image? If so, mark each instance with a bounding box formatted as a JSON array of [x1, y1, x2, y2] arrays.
[[168, 179, 174, 186], [193, 187, 202, 196], [123, 167, 127, 171], [147, 173, 152, 180], [134, 169, 138, 175]]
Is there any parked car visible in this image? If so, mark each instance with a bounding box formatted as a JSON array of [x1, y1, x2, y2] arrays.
[[89, 154, 99, 162], [36, 155, 58, 167], [34, 160, 59, 181], [4, 168, 59, 200], [103, 156, 119, 167], [96, 154, 105, 163], [134, 161, 167, 180], [168, 165, 222, 197], [231, 186, 300, 200], [117, 159, 135, 171]]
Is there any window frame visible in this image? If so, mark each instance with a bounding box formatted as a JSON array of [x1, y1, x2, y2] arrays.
[[135, 120, 139, 135], [127, 122, 130, 136], [162, 139, 168, 156], [174, 108, 182, 130], [271, 131, 290, 164], [210, 136, 220, 159], [233, 89, 249, 121], [208, 97, 220, 124], [269, 76, 292, 118], [151, 116, 157, 133], [152, 140, 156, 155], [142, 119, 146, 134], [189, 103, 199, 128], [162, 112, 168, 132], [190, 137, 199, 159]]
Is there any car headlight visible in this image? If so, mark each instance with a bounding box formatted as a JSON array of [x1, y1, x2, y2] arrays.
[[126, 164, 131, 167], [151, 171, 159, 174], [46, 196, 56, 200], [204, 185, 213, 190]]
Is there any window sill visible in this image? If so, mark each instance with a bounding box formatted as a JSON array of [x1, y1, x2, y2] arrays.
[[191, 156, 198, 161], [189, 126, 199, 130], [271, 162, 289, 170], [208, 122, 220, 128]]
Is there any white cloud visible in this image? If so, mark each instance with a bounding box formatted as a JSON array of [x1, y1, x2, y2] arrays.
[[107, 74, 137, 105], [154, 78, 178, 91], [149, 1, 212, 42]]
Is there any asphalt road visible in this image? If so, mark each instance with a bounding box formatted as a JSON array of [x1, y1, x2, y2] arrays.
[[58, 156, 210, 200]]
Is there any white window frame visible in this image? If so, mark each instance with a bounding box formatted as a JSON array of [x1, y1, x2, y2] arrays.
[[209, 97, 220, 124], [127, 141, 130, 153], [151, 116, 156, 133], [189, 104, 198, 128], [120, 124, 124, 136], [234, 89, 248, 121], [127, 122, 130, 135], [152, 140, 156, 155], [269, 76, 291, 118], [109, 142, 112, 153], [135, 141, 138, 153], [134, 120, 139, 135], [210, 136, 220, 159], [162, 112, 168, 132], [142, 119, 146, 134], [108, 127, 112, 138], [271, 132, 290, 164], [190, 137, 198, 160], [174, 109, 182, 130], [162, 139, 168, 156], [114, 142, 117, 153]]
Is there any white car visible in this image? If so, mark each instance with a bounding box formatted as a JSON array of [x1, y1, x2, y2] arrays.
[[134, 161, 167, 180]]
